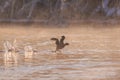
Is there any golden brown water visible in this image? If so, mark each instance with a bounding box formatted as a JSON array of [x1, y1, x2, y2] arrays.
[[0, 24, 120, 80]]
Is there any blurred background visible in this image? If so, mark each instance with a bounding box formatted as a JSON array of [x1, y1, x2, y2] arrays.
[[0, 0, 119, 23]]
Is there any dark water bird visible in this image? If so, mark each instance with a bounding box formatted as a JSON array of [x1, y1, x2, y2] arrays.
[[51, 36, 69, 52]]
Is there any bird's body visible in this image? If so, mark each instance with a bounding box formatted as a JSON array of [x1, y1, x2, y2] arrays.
[[51, 36, 69, 52]]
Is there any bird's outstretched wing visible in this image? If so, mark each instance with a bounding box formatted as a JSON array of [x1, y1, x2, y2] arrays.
[[51, 38, 59, 45]]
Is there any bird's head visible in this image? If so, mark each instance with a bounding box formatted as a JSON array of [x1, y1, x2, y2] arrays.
[[61, 36, 65, 39]]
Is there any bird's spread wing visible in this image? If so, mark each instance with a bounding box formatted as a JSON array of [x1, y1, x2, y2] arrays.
[[51, 38, 59, 45]]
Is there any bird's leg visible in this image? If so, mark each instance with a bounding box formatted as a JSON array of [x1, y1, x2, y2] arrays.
[[51, 50, 56, 53], [57, 50, 61, 52], [51, 50, 59, 53]]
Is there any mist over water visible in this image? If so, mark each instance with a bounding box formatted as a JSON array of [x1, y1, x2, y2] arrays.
[[0, 25, 119, 80]]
